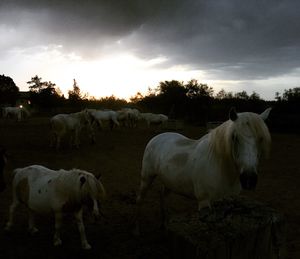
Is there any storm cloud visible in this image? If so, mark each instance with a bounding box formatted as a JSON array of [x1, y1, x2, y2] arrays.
[[1, 0, 300, 81]]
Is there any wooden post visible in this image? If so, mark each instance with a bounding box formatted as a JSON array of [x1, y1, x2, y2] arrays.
[[167, 197, 286, 259]]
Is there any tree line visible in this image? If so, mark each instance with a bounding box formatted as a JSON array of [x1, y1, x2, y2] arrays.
[[1, 74, 299, 131]]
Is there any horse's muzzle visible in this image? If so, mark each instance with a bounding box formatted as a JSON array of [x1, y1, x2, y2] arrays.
[[0, 181, 6, 192], [240, 171, 257, 190]]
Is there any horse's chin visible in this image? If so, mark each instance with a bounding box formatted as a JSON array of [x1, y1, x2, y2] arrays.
[[0, 182, 6, 192], [240, 172, 257, 190]]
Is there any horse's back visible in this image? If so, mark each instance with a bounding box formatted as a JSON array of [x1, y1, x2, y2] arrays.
[[13, 165, 57, 184], [51, 114, 77, 130], [142, 132, 197, 174], [141, 132, 201, 197]]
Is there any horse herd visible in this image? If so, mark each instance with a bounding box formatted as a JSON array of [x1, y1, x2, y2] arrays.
[[0, 107, 272, 251], [49, 107, 169, 150]]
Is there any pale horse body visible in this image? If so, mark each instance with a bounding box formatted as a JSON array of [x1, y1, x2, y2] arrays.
[[135, 108, 272, 232], [88, 109, 120, 130], [140, 112, 168, 128], [117, 108, 141, 128], [0, 147, 7, 192], [5, 165, 106, 249], [50, 110, 94, 149], [2, 106, 30, 121]]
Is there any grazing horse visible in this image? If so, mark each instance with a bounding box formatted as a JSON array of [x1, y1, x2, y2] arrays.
[[0, 147, 7, 191], [117, 108, 141, 128], [135, 108, 271, 233], [2, 106, 30, 121], [5, 165, 106, 250], [88, 109, 120, 130], [50, 109, 94, 150], [140, 112, 168, 128]]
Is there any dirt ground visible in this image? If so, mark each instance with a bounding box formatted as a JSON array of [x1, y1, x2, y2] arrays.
[[0, 116, 299, 259]]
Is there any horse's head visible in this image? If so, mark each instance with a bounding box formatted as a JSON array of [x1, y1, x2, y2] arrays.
[[0, 147, 7, 192], [229, 108, 271, 190]]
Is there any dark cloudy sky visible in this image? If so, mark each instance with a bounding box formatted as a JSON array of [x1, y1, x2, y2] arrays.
[[1, 0, 299, 99]]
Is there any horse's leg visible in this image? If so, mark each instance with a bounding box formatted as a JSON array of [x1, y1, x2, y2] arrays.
[[56, 135, 61, 150], [50, 132, 56, 148], [74, 129, 80, 148], [74, 209, 91, 249], [87, 124, 96, 144], [5, 199, 20, 231], [113, 118, 120, 129], [160, 185, 171, 230], [28, 209, 39, 234], [96, 120, 103, 130], [197, 199, 212, 220], [133, 175, 156, 236], [109, 119, 114, 130], [53, 211, 63, 246]]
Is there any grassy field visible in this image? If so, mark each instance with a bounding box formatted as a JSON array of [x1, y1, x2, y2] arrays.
[[0, 116, 299, 258]]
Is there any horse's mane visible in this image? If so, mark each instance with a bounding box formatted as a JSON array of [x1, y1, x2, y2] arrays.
[[208, 112, 271, 165], [208, 120, 233, 163]]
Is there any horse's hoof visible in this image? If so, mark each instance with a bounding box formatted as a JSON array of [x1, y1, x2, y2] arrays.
[[131, 225, 140, 237], [82, 243, 91, 250], [54, 239, 62, 246], [4, 224, 12, 232], [29, 227, 39, 235]]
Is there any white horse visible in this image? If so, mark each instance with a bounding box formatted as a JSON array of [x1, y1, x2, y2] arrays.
[[140, 112, 168, 128], [2, 106, 30, 121], [50, 109, 94, 150], [5, 165, 106, 250], [0, 147, 7, 192], [117, 108, 141, 128], [135, 108, 272, 233], [88, 109, 120, 130]]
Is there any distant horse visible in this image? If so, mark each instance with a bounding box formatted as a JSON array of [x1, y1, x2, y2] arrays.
[[5, 165, 106, 249], [117, 108, 141, 128], [135, 108, 271, 234], [50, 109, 94, 150], [2, 106, 30, 121], [0, 147, 7, 191], [140, 112, 168, 128], [87, 109, 120, 130]]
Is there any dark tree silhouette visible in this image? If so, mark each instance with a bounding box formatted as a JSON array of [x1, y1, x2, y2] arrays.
[[185, 79, 214, 99], [282, 87, 300, 102], [68, 79, 83, 102], [27, 75, 45, 93], [0, 74, 19, 105], [234, 91, 249, 100], [215, 89, 234, 99], [27, 75, 64, 109], [249, 91, 261, 100]]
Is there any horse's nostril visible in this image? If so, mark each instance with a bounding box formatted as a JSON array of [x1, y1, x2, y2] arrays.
[[0, 182, 6, 192]]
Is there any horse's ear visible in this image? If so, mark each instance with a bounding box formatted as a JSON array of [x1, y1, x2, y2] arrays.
[[229, 107, 238, 121], [260, 107, 272, 121], [80, 176, 86, 187]]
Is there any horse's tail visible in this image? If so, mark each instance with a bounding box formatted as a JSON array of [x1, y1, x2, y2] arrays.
[[97, 180, 106, 201]]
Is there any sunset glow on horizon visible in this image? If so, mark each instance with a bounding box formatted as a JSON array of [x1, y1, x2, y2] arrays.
[[1, 1, 300, 101]]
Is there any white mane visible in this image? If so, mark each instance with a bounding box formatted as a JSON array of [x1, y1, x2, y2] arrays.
[[208, 112, 271, 168]]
